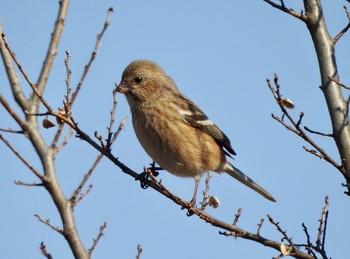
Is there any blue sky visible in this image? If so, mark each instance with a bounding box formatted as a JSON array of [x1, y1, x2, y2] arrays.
[[1, 1, 350, 258]]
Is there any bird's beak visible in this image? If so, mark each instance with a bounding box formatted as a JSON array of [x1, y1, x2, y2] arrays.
[[116, 81, 130, 94]]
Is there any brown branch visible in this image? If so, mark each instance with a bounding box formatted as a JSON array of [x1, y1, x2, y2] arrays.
[[267, 75, 345, 178], [332, 21, 350, 45], [0, 133, 43, 179], [136, 244, 143, 259], [40, 242, 53, 259], [263, 0, 305, 20], [303, 146, 325, 159], [70, 7, 113, 108], [232, 208, 243, 226], [328, 76, 350, 90], [304, 126, 333, 137], [302, 223, 317, 257], [0, 128, 24, 134], [0, 95, 27, 130], [70, 154, 103, 205], [106, 87, 119, 149], [14, 180, 43, 187], [32, 0, 70, 106], [34, 214, 63, 234], [1, 33, 36, 89], [88, 222, 107, 256], [42, 105, 317, 258], [315, 196, 329, 257], [54, 127, 74, 153], [257, 218, 264, 236], [0, 25, 28, 110], [268, 214, 294, 247], [331, 5, 350, 45]]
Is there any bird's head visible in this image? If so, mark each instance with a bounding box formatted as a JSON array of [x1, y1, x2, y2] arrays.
[[117, 60, 177, 103]]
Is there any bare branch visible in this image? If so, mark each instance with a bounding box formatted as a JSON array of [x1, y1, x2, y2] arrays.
[[332, 5, 350, 45], [70, 7, 113, 108], [54, 127, 74, 152], [88, 222, 107, 256], [0, 95, 27, 129], [232, 208, 243, 226], [34, 214, 63, 234], [267, 214, 294, 247], [301, 223, 317, 257], [32, 0, 70, 107], [332, 21, 350, 45], [0, 133, 43, 179], [315, 196, 329, 258], [0, 128, 24, 134], [136, 244, 143, 259], [14, 180, 43, 187], [303, 146, 325, 159], [70, 154, 103, 205], [263, 0, 305, 20], [0, 25, 28, 110], [328, 76, 350, 90], [257, 218, 264, 236], [40, 242, 53, 259], [266, 75, 344, 177], [106, 87, 119, 150], [1, 33, 36, 88], [304, 126, 333, 137]]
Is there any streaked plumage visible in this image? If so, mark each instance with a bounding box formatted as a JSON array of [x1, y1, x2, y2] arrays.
[[117, 60, 276, 205]]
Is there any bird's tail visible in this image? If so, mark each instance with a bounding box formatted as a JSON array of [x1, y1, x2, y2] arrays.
[[225, 162, 276, 202]]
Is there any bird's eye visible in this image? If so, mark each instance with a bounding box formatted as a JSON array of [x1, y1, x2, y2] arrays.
[[134, 77, 143, 84]]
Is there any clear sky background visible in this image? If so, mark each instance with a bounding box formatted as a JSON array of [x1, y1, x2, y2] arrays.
[[1, 1, 350, 258]]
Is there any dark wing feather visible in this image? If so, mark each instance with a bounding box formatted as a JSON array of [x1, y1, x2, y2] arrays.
[[178, 94, 236, 156]]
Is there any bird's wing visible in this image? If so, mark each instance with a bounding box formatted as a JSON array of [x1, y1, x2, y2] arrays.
[[177, 94, 236, 156]]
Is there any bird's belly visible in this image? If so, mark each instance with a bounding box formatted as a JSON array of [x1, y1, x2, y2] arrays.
[[132, 109, 225, 178]]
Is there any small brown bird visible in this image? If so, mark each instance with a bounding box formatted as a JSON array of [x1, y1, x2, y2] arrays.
[[117, 60, 276, 205]]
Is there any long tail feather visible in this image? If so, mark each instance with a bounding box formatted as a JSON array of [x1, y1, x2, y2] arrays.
[[225, 162, 276, 202]]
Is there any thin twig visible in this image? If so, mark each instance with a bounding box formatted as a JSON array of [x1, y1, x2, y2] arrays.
[[40, 242, 53, 259], [1, 33, 36, 87], [70, 154, 103, 205], [316, 196, 329, 256], [263, 0, 305, 20], [267, 75, 344, 176], [70, 7, 113, 108], [106, 87, 118, 150], [328, 76, 350, 90], [301, 223, 316, 257], [51, 50, 72, 150], [33, 0, 70, 105], [136, 244, 143, 259], [14, 180, 43, 187], [267, 214, 294, 247], [257, 218, 264, 236], [232, 208, 242, 226], [303, 146, 325, 159], [0, 133, 43, 179], [0, 128, 24, 134], [304, 126, 333, 137], [0, 95, 27, 130], [88, 222, 107, 256], [0, 25, 28, 110], [34, 214, 63, 234], [55, 127, 74, 152]]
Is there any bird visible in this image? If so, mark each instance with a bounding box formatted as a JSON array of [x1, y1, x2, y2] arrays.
[[117, 60, 276, 206]]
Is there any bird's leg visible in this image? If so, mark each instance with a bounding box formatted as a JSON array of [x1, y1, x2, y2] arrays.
[[189, 177, 200, 207]]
